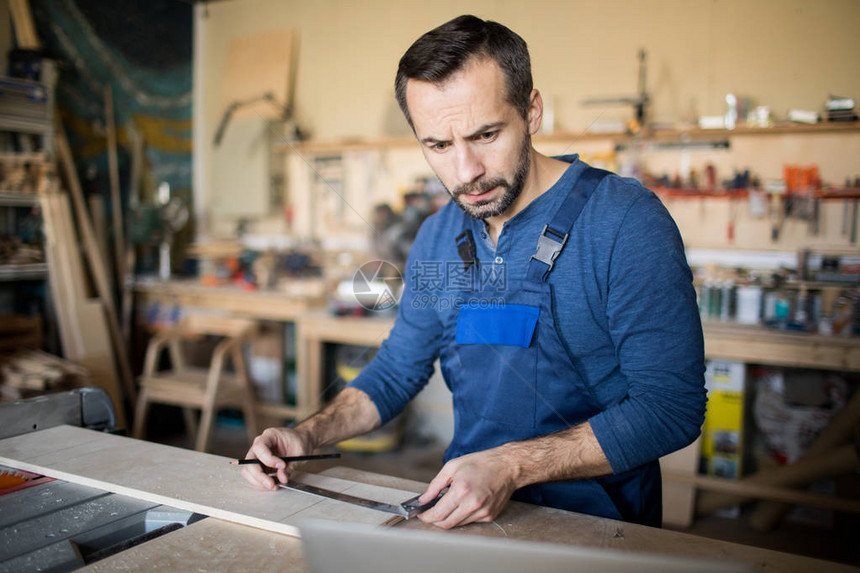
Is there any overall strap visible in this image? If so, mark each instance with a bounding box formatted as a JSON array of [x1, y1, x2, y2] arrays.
[[527, 166, 611, 282]]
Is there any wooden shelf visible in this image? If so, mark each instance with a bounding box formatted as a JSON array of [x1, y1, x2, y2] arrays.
[[703, 321, 860, 372], [0, 192, 40, 207], [655, 187, 860, 200], [0, 263, 48, 281], [648, 121, 860, 139], [275, 121, 860, 155]]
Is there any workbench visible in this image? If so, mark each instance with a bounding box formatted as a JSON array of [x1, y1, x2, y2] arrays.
[[134, 279, 327, 421], [135, 279, 324, 323], [288, 312, 395, 418], [0, 427, 856, 573], [135, 281, 395, 422], [135, 281, 860, 421]]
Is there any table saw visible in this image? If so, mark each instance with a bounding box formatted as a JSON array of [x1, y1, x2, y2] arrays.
[[0, 389, 207, 571]]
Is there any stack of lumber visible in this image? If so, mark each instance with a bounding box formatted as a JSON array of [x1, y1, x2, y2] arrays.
[[0, 349, 91, 401], [0, 152, 53, 195], [0, 238, 43, 265], [7, 0, 134, 428], [40, 190, 128, 426]]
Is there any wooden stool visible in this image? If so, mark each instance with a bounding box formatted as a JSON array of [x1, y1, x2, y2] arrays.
[[133, 315, 259, 452]]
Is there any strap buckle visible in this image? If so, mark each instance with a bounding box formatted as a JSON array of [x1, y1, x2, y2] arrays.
[[529, 224, 569, 272]]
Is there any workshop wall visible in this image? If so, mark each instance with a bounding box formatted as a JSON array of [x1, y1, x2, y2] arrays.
[[194, 0, 860, 242], [197, 0, 860, 140]]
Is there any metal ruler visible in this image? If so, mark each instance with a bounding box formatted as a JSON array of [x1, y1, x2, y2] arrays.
[[277, 478, 445, 520]]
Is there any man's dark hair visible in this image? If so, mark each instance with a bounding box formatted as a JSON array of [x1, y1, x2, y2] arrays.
[[395, 15, 533, 129]]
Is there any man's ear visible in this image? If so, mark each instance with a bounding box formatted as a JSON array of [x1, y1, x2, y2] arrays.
[[527, 89, 543, 135]]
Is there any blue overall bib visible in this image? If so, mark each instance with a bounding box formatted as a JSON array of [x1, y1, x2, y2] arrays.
[[438, 166, 662, 526]]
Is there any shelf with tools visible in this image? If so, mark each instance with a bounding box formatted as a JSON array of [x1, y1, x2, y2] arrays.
[[653, 187, 860, 199], [275, 121, 860, 155], [0, 262, 47, 282], [0, 65, 57, 357], [0, 192, 40, 207]]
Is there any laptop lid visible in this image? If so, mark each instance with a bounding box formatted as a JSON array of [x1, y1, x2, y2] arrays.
[[298, 519, 755, 573]]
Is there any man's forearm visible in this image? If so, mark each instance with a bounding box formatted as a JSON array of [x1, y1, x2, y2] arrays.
[[294, 387, 381, 450], [496, 422, 613, 488]]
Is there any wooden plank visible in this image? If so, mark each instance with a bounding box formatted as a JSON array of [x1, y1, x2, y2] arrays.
[[120, 126, 144, 346], [0, 426, 419, 537], [52, 194, 88, 301], [39, 194, 83, 358], [278, 122, 860, 155], [76, 467, 860, 573], [56, 126, 137, 408], [77, 517, 305, 573], [135, 281, 323, 321], [48, 193, 86, 357], [218, 29, 294, 120], [45, 193, 127, 427], [8, 0, 40, 49], [660, 438, 700, 528], [104, 85, 126, 293], [88, 194, 112, 283], [696, 444, 858, 516], [73, 302, 127, 428], [665, 472, 860, 513]]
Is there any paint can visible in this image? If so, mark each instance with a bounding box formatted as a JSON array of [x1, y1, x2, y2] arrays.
[[735, 285, 763, 325]]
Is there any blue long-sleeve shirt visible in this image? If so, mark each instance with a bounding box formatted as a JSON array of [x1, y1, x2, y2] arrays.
[[350, 155, 706, 474]]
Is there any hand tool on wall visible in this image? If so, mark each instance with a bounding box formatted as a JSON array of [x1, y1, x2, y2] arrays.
[[582, 50, 650, 131], [769, 190, 785, 242], [851, 199, 858, 244]]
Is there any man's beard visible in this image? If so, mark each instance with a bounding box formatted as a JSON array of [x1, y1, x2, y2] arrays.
[[448, 132, 531, 220]]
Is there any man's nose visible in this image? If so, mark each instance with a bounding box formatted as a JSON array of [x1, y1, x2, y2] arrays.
[[454, 145, 485, 185]]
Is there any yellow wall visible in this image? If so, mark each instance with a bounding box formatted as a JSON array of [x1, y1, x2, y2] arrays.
[[195, 0, 860, 247]]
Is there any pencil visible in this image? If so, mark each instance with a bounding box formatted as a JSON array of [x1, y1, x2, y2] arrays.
[[230, 453, 341, 465]]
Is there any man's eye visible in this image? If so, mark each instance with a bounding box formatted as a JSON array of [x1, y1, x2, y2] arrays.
[[432, 142, 450, 151], [480, 131, 498, 141]]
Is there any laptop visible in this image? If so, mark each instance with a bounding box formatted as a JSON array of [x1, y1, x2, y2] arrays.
[[298, 519, 755, 573]]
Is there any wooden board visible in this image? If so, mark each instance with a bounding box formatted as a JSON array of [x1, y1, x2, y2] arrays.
[[78, 517, 305, 573], [59, 465, 860, 573], [104, 84, 126, 290], [40, 193, 127, 427], [8, 0, 40, 49], [56, 128, 136, 407], [0, 426, 418, 537], [660, 438, 700, 528], [40, 194, 80, 358], [218, 29, 294, 120]]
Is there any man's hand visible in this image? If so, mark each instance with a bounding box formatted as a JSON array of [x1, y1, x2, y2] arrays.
[[240, 388, 382, 491], [240, 427, 315, 490], [416, 449, 518, 529]]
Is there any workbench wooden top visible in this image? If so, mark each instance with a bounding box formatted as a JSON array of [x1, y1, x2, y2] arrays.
[[75, 465, 858, 573], [135, 279, 325, 321]]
